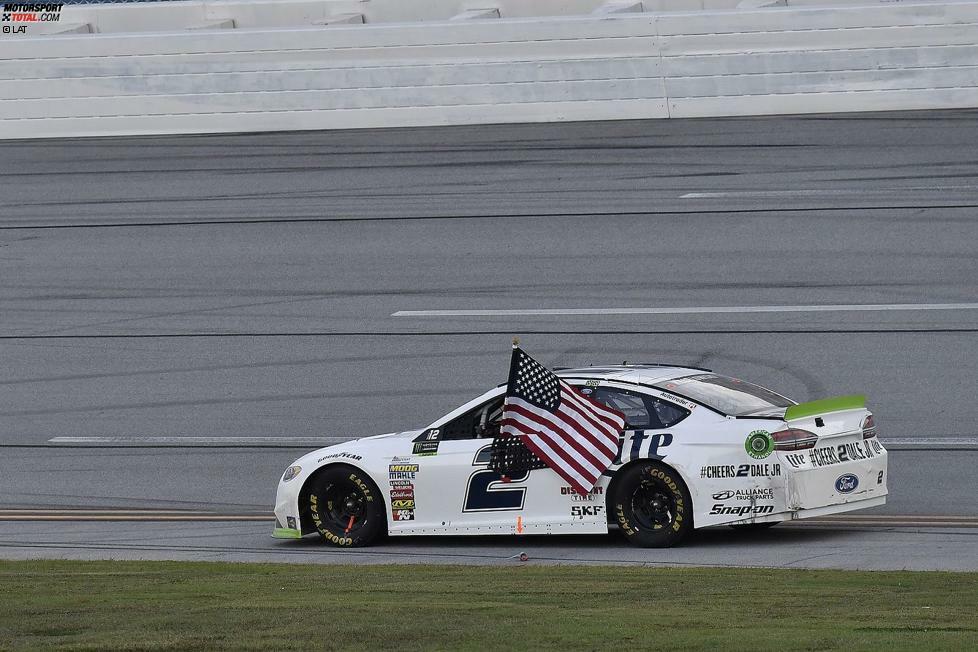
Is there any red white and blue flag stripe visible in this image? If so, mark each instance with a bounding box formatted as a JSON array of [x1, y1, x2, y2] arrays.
[[499, 346, 625, 495]]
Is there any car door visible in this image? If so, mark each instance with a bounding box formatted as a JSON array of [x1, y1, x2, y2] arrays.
[[400, 390, 608, 536]]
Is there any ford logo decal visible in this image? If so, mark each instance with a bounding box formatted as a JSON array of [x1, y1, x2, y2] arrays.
[[712, 490, 735, 500], [835, 474, 859, 494]]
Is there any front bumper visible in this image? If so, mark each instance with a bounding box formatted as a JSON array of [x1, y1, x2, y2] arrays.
[[272, 471, 307, 539]]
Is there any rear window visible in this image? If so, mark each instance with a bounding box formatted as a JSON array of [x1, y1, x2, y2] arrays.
[[654, 374, 793, 416]]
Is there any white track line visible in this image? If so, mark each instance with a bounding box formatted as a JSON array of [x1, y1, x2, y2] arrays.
[[46, 436, 354, 447], [878, 437, 978, 450], [680, 186, 978, 198], [392, 303, 978, 317]]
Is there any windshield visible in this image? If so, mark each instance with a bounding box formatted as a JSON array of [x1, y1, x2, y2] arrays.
[[654, 374, 793, 416]]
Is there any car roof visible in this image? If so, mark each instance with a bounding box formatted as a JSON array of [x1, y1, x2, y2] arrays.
[[554, 364, 712, 386]]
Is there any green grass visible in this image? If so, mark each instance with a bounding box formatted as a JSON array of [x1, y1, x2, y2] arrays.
[[0, 561, 976, 651]]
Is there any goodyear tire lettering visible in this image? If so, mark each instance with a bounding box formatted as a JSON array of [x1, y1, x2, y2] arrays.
[[613, 462, 692, 548]]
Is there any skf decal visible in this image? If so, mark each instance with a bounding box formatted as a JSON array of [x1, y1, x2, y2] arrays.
[[571, 504, 604, 518]]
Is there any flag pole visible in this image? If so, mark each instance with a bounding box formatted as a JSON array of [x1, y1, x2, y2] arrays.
[[512, 336, 520, 349]]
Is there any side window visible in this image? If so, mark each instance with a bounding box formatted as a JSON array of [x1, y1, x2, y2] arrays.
[[582, 386, 689, 429], [587, 387, 653, 429], [649, 397, 689, 428], [438, 397, 504, 440]]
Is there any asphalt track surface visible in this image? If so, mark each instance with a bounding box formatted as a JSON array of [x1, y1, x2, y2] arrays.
[[1, 109, 977, 569]]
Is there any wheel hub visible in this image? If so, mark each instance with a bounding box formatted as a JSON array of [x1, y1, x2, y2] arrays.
[[632, 483, 675, 530]]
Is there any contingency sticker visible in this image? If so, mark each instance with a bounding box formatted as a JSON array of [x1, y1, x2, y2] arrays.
[[389, 464, 419, 480], [744, 430, 774, 459], [390, 480, 416, 521]]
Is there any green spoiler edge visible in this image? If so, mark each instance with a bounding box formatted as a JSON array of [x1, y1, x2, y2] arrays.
[[785, 395, 866, 421]]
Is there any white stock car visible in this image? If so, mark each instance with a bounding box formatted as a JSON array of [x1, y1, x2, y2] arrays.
[[273, 364, 888, 548]]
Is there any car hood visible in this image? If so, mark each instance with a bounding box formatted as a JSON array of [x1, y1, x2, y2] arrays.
[[292, 429, 423, 465]]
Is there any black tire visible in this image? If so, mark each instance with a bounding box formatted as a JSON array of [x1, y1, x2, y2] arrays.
[[612, 462, 692, 548], [307, 465, 385, 547]]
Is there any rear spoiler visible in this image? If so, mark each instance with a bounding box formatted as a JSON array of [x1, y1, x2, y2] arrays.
[[785, 395, 865, 421]]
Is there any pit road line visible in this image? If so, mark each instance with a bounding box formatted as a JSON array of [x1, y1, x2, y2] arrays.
[[392, 303, 978, 317], [3, 509, 978, 528]]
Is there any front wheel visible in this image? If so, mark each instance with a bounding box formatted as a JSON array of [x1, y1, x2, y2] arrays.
[[307, 465, 385, 547], [612, 462, 692, 547]]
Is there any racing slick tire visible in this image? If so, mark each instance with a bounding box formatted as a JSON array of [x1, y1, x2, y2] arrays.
[[307, 465, 385, 547], [612, 461, 692, 548]]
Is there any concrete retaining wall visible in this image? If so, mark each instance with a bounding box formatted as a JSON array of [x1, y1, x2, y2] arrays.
[[1, 1, 976, 138]]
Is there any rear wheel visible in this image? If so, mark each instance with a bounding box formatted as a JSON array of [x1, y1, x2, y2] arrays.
[[307, 465, 385, 547], [612, 462, 692, 548]]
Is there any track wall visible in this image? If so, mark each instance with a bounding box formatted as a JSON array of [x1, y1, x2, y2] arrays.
[[1, 1, 977, 138]]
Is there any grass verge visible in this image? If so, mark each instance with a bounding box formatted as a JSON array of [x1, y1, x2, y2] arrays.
[[0, 561, 976, 651]]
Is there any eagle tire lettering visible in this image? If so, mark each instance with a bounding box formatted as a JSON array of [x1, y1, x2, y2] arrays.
[[349, 473, 374, 502]]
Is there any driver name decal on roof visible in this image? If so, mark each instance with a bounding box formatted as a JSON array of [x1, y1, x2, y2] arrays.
[[658, 392, 697, 411]]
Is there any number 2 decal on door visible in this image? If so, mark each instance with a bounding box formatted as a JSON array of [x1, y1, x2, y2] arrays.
[[462, 445, 530, 512]]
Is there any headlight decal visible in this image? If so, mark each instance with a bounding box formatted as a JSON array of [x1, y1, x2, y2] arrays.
[[282, 465, 301, 482]]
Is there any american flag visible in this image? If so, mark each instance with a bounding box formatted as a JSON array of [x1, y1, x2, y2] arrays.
[[499, 346, 626, 495]]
